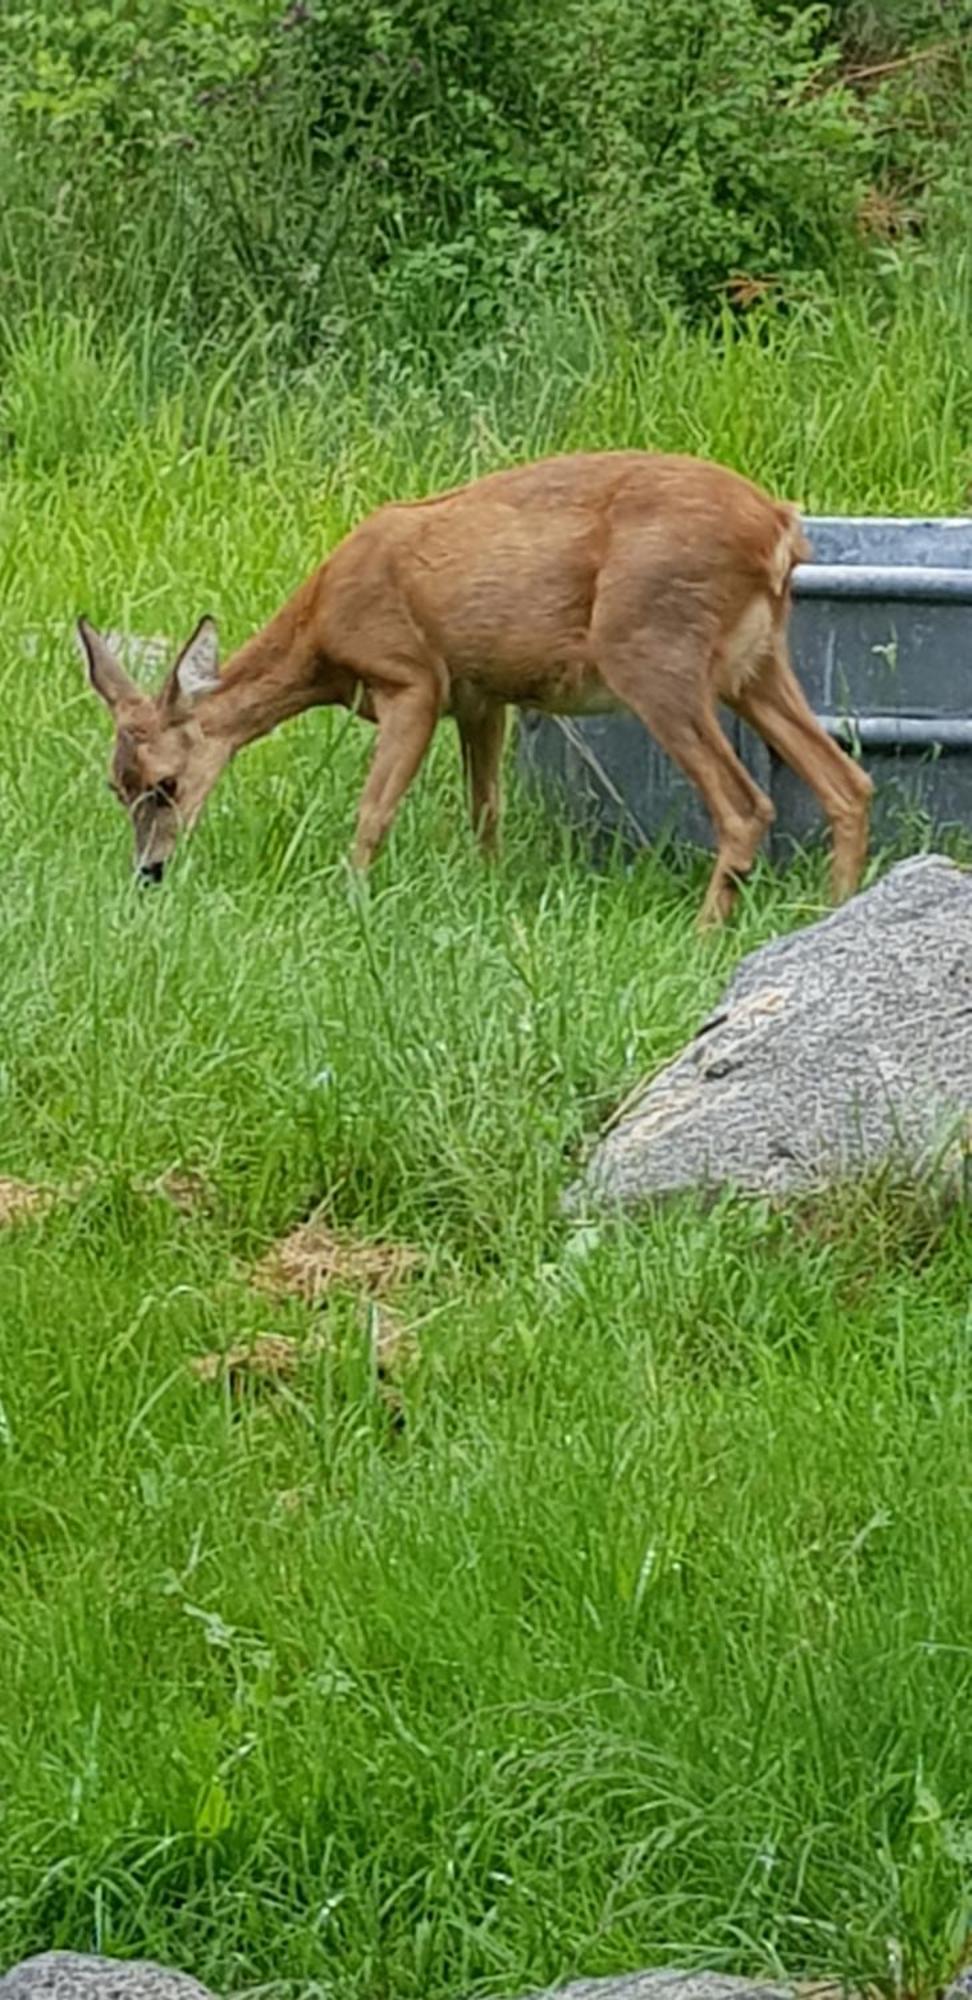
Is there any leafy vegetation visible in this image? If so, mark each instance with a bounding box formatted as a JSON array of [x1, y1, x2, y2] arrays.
[[1, 3, 972, 1995], [2, 275, 972, 1995], [0, 0, 968, 353]]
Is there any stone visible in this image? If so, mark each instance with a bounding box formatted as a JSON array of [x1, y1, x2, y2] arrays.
[[0, 1959, 865, 2000], [568, 855, 972, 1212], [0, 1957, 217, 2000], [944, 1977, 972, 2000], [511, 1977, 792, 2000], [508, 1977, 868, 2000], [21, 631, 173, 674]]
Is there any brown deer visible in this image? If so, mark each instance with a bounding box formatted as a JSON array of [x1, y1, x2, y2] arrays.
[[78, 449, 872, 925]]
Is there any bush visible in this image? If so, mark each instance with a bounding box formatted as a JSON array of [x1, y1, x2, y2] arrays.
[[0, 0, 967, 357]]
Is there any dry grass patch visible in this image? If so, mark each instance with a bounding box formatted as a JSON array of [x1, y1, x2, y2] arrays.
[[250, 1212, 422, 1303], [188, 1332, 306, 1387], [0, 1176, 55, 1227], [189, 1303, 416, 1400]]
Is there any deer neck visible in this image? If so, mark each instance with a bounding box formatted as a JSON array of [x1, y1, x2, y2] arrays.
[[198, 584, 329, 755]]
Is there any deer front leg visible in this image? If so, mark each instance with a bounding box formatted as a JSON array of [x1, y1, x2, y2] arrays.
[[350, 684, 441, 870]]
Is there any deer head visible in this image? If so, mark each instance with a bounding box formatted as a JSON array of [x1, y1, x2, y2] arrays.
[[78, 617, 230, 882]]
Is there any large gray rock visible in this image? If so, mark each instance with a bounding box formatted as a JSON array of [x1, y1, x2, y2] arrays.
[[569, 854, 972, 1211], [0, 1959, 216, 2000], [0, 1961, 867, 2000], [512, 1977, 793, 2000]]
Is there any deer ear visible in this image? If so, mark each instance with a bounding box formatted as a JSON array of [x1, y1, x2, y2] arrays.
[[167, 617, 220, 707], [76, 617, 139, 712]]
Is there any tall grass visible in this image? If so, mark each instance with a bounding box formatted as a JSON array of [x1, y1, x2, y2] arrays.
[[3, 251, 972, 511], [1, 283, 971, 2000]]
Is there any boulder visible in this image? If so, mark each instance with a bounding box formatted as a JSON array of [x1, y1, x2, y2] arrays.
[[568, 855, 972, 1212], [0, 1960, 875, 2000], [0, 1959, 217, 2000], [512, 1977, 793, 2000]]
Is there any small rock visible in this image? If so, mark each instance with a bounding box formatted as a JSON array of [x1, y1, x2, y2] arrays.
[[569, 855, 972, 1211], [944, 1974, 972, 2000], [0, 1955, 217, 2000]]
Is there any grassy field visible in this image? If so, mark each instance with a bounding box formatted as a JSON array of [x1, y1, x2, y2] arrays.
[[1, 283, 972, 2000]]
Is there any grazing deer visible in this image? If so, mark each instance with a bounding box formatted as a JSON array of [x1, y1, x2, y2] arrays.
[[78, 450, 872, 925]]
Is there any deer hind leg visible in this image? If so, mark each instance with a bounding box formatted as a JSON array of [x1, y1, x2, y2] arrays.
[[454, 692, 507, 857], [732, 645, 873, 902], [595, 632, 775, 928], [350, 682, 441, 870]]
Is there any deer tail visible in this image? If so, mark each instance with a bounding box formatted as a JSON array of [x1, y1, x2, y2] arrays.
[[768, 502, 811, 595]]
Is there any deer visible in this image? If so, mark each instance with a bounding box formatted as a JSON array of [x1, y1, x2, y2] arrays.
[[77, 449, 873, 926]]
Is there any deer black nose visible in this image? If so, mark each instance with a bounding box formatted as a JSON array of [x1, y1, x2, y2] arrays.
[[138, 861, 165, 885]]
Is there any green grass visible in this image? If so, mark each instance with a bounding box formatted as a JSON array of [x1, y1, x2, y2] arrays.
[[1, 286, 972, 2000]]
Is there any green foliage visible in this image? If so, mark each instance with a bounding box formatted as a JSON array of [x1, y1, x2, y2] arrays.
[[0, 0, 968, 353], [826, 0, 970, 54], [1, 297, 972, 1993], [1, 6, 971, 1990]]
